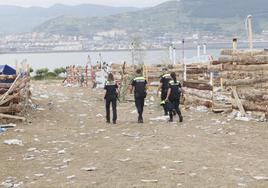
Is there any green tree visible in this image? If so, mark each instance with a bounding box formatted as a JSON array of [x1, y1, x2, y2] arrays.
[[54, 67, 66, 76], [35, 68, 49, 77]]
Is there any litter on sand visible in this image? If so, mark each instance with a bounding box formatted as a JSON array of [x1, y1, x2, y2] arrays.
[[4, 139, 23, 146], [81, 167, 97, 171], [141, 179, 158, 183], [253, 176, 268, 181]]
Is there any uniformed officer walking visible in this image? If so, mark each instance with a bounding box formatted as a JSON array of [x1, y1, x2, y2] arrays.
[[131, 69, 148, 123], [158, 68, 172, 115], [104, 73, 119, 124], [165, 72, 183, 122]]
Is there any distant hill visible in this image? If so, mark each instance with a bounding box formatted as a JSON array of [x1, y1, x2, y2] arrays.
[[34, 0, 268, 37], [0, 4, 139, 34]]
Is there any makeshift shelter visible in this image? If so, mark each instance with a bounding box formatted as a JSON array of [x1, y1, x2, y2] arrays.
[[0, 65, 16, 83]]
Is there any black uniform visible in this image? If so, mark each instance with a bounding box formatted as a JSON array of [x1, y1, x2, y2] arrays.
[[167, 80, 183, 122], [160, 73, 172, 115], [131, 76, 147, 122], [104, 81, 118, 123]]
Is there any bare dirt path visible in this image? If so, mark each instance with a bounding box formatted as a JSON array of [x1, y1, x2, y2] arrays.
[[0, 81, 267, 188]]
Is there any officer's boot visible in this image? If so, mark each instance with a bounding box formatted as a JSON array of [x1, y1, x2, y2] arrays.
[[169, 112, 173, 122], [179, 115, 183, 122]]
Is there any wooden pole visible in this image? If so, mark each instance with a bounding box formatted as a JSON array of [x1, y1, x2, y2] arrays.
[[232, 86, 246, 116]]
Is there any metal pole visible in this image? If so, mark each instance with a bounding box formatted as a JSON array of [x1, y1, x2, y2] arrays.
[[131, 43, 134, 66], [246, 15, 253, 50], [182, 39, 186, 81], [169, 44, 173, 62], [173, 46, 176, 65], [203, 43, 207, 54]]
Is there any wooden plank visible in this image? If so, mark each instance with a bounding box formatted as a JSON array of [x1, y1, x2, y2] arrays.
[[232, 87, 246, 116], [224, 77, 268, 86], [0, 113, 26, 121]]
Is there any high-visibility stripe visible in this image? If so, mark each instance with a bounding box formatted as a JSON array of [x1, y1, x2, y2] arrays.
[[105, 81, 116, 85], [162, 74, 171, 78], [169, 80, 180, 85], [134, 77, 146, 81]]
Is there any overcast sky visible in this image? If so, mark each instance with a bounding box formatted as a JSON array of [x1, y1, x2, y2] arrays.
[[0, 0, 172, 7]]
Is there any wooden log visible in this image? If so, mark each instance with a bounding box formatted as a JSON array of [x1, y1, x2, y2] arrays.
[[221, 49, 268, 56], [0, 104, 23, 113], [208, 64, 222, 71], [185, 95, 212, 108], [183, 81, 213, 91], [236, 89, 268, 102], [0, 75, 17, 81], [231, 99, 268, 112], [218, 55, 268, 65], [219, 71, 268, 79], [0, 93, 20, 106], [0, 113, 26, 121], [222, 64, 268, 71], [186, 68, 208, 74], [0, 83, 12, 89], [184, 88, 212, 100], [224, 77, 268, 86]]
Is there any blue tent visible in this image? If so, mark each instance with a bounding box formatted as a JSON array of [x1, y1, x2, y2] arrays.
[[0, 64, 16, 75], [0, 64, 16, 83]]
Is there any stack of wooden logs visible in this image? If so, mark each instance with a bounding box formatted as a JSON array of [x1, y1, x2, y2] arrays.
[[183, 63, 213, 108], [0, 65, 30, 121], [211, 49, 268, 118]]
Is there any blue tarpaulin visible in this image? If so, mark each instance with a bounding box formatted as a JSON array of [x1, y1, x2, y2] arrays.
[[0, 64, 16, 75], [0, 64, 16, 83]]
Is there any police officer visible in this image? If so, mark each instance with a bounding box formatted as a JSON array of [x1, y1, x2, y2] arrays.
[[104, 73, 119, 124], [158, 68, 171, 115], [165, 72, 183, 122], [131, 69, 147, 123]]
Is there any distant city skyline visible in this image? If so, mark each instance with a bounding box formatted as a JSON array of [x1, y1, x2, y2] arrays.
[[0, 0, 173, 7]]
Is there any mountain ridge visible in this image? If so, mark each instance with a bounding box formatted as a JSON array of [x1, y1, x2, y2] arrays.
[[34, 0, 268, 38], [0, 4, 139, 34]]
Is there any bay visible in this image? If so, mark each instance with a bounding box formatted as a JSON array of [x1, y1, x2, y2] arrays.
[[0, 49, 220, 71]]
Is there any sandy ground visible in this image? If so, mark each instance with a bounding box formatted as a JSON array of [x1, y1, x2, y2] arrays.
[[0, 80, 267, 188]]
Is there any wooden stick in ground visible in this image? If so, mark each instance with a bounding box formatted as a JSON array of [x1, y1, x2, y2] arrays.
[[0, 113, 26, 121], [232, 86, 246, 116]]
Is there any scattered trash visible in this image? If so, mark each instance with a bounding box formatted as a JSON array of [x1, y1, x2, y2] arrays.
[[81, 167, 97, 172], [150, 96, 155, 102], [141, 179, 158, 183], [67, 175, 76, 179], [234, 168, 243, 171], [149, 116, 169, 121], [79, 114, 87, 117], [122, 132, 141, 138], [96, 114, 103, 117], [173, 161, 183, 164], [189, 173, 197, 177], [4, 139, 23, 146], [0, 127, 6, 134], [253, 176, 268, 181], [196, 106, 208, 112], [34, 174, 44, 177], [40, 94, 49, 99], [0, 123, 16, 129], [235, 116, 250, 122], [58, 150, 66, 154], [163, 146, 170, 150], [119, 158, 131, 162]]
